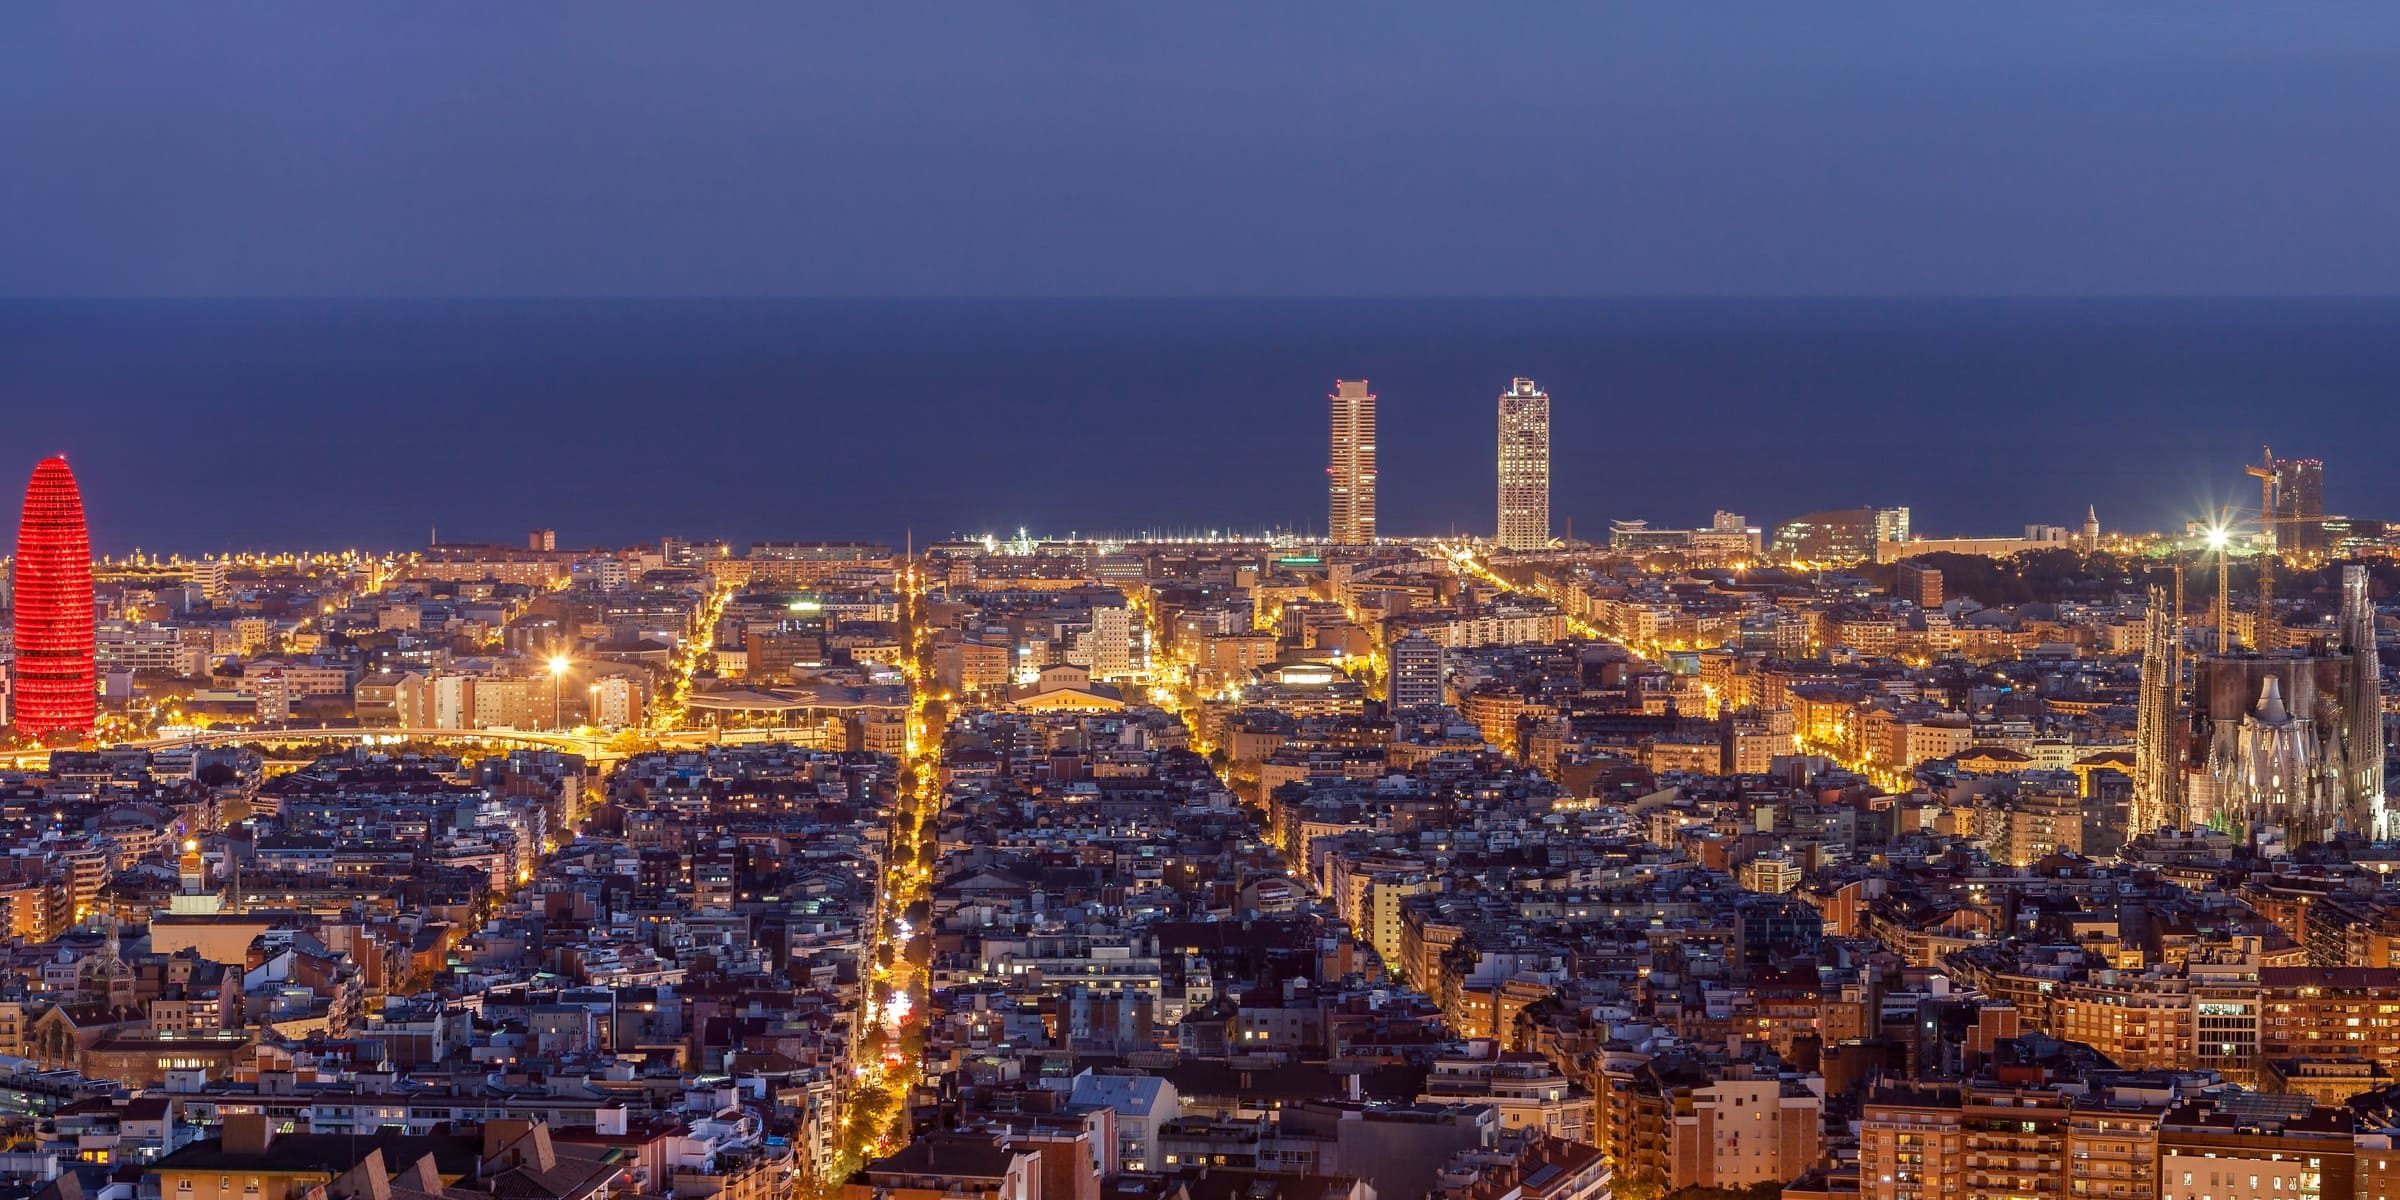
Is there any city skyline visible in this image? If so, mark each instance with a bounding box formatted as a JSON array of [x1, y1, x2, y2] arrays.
[[13, 10, 2400, 1200], [11, 296, 2400, 556], [8, 427, 2365, 580]]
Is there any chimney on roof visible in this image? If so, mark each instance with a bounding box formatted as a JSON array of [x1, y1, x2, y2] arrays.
[[221, 1112, 275, 1156], [482, 1120, 558, 1175], [481, 1118, 536, 1162], [525, 1123, 557, 1172]]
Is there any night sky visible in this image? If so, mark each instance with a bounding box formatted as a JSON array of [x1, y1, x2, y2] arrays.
[[5, 5, 2399, 298], [4, 7, 2399, 552]]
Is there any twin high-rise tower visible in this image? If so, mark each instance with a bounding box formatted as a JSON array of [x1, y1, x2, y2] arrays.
[[1325, 377, 1552, 548], [1495, 378, 1551, 550], [1327, 380, 1379, 544]]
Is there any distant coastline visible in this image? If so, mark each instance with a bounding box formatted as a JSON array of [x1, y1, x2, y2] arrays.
[[2, 296, 2394, 555]]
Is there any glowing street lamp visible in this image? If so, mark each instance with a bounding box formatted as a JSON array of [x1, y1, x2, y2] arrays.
[[548, 654, 572, 730], [2204, 524, 2232, 653]]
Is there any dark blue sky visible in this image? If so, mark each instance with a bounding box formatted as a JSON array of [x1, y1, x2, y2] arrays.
[[5, 4, 2400, 297]]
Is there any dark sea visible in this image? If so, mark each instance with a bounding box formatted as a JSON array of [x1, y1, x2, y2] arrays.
[[1, 297, 2394, 555]]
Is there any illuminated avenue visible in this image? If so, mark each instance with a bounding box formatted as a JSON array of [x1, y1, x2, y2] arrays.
[[0, 434, 2395, 1200]]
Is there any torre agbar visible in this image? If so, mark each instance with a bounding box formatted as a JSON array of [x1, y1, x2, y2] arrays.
[[12, 456, 96, 739]]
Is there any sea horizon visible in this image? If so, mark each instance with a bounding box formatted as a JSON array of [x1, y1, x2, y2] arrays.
[[4, 295, 2395, 555]]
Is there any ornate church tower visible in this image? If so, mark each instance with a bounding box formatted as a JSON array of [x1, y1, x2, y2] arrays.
[[2343, 565, 2387, 836], [2132, 585, 2183, 834]]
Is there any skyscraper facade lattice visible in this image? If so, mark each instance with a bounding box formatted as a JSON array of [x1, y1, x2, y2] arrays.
[[1327, 380, 1377, 545], [1496, 377, 1550, 550], [2275, 455, 2327, 554], [12, 456, 97, 741]]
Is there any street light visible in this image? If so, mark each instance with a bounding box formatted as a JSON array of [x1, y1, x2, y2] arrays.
[[548, 654, 571, 730]]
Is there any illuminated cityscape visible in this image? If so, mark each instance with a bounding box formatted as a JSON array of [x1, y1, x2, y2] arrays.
[[0, 431, 2385, 1200], [11, 8, 2400, 1200]]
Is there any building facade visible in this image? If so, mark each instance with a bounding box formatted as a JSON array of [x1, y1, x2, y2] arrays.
[[12, 456, 97, 740], [1771, 507, 1910, 565], [1495, 377, 1550, 550], [2272, 455, 2327, 554], [1328, 380, 1378, 545], [1388, 632, 1446, 710]]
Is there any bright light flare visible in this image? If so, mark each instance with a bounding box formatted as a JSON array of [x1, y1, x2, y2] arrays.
[[880, 987, 913, 1031]]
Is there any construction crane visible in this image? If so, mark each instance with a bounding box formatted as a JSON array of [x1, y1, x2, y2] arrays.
[[2245, 449, 2280, 648], [2239, 446, 2330, 651]]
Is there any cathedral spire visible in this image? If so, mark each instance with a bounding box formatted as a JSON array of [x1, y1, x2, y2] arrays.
[[2132, 584, 2184, 835], [2344, 564, 2386, 836], [2255, 675, 2291, 725]]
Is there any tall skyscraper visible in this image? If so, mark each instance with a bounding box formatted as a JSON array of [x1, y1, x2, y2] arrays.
[[1328, 380, 1377, 544], [2272, 454, 2326, 554], [12, 456, 96, 740], [1495, 377, 1550, 550]]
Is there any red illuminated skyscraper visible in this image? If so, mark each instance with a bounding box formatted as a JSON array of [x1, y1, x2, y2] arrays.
[[12, 457, 96, 740]]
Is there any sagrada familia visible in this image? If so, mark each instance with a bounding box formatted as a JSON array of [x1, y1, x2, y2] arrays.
[[2134, 563, 2386, 846]]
